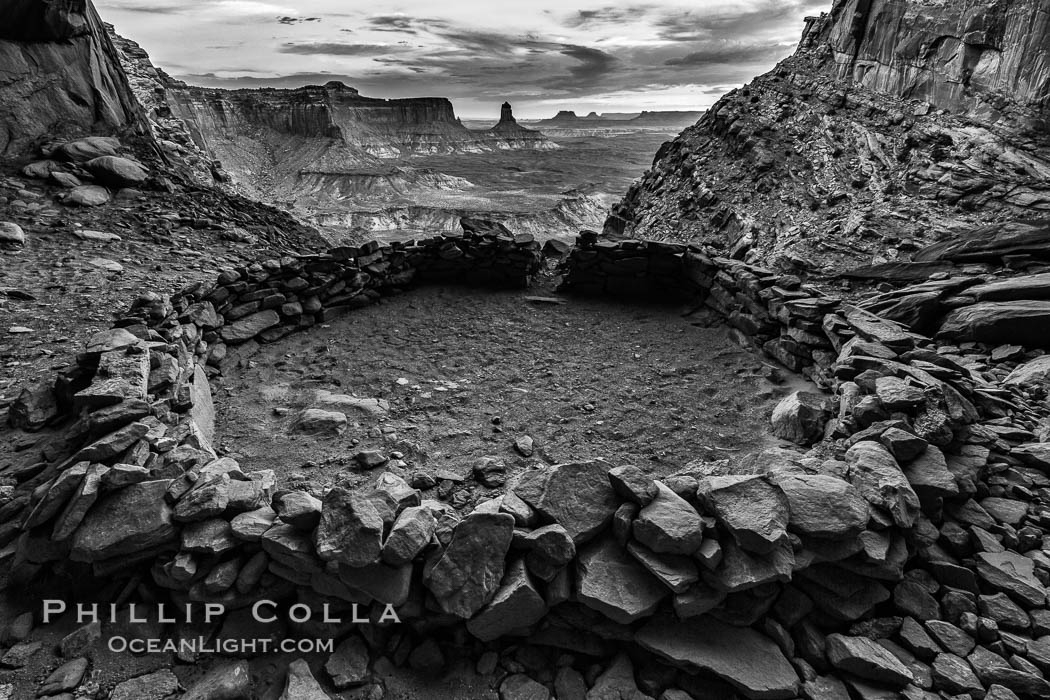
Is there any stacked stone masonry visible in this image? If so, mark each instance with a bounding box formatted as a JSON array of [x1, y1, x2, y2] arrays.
[[6, 229, 1050, 698]]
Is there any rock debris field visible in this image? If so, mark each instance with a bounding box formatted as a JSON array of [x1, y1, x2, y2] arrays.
[[216, 281, 788, 501]]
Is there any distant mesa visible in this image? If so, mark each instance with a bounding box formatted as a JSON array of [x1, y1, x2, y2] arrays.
[[550, 110, 580, 122], [534, 108, 703, 129]]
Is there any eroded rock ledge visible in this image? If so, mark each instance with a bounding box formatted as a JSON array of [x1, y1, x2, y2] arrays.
[[5, 227, 1050, 698]]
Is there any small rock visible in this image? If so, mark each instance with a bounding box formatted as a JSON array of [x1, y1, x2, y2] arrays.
[[0, 222, 25, 245], [110, 670, 180, 700], [770, 391, 829, 446], [86, 257, 123, 273], [292, 409, 347, 435], [66, 185, 110, 206], [38, 657, 88, 695], [279, 658, 330, 700], [500, 673, 550, 700], [515, 435, 535, 457], [274, 491, 323, 530], [181, 659, 252, 700], [473, 457, 507, 488], [325, 635, 370, 688]]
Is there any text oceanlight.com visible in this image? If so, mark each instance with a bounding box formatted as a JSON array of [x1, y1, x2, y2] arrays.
[[107, 636, 335, 655]]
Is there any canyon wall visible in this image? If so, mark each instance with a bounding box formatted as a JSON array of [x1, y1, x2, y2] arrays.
[[607, 0, 1050, 276], [165, 82, 486, 164], [810, 0, 1050, 124], [0, 0, 151, 156]]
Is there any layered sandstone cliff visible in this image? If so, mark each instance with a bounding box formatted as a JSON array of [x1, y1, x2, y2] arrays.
[[166, 80, 488, 164], [806, 0, 1050, 125], [0, 0, 151, 156], [607, 0, 1050, 274]]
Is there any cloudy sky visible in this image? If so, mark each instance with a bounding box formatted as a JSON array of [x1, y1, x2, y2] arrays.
[[96, 0, 831, 118]]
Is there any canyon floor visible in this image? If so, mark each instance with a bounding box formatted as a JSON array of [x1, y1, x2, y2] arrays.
[[215, 278, 792, 495], [304, 129, 676, 243]]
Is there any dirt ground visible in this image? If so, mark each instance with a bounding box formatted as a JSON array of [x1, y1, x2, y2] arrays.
[[215, 276, 792, 504], [0, 166, 324, 411]]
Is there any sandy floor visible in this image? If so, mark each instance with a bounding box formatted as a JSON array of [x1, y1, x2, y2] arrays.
[[216, 277, 791, 503]]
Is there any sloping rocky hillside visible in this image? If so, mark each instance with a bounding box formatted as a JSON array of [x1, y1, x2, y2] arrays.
[[606, 0, 1050, 274]]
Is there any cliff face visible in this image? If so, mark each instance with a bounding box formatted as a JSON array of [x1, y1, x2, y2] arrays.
[[810, 0, 1050, 125], [607, 0, 1050, 274], [166, 81, 483, 162], [0, 0, 150, 156], [153, 80, 561, 204]]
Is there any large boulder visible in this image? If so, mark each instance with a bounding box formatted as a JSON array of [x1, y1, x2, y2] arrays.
[[54, 137, 121, 162], [902, 445, 959, 501], [825, 634, 913, 687], [844, 441, 920, 528], [512, 460, 619, 544], [423, 512, 514, 618], [770, 391, 829, 446], [70, 480, 177, 562], [314, 488, 383, 567], [466, 559, 547, 641], [520, 524, 575, 581], [66, 185, 110, 206], [775, 473, 869, 539], [708, 537, 794, 593], [575, 536, 668, 624], [938, 301, 1050, 348], [697, 475, 788, 553], [220, 310, 280, 344], [83, 155, 148, 186], [633, 481, 704, 555], [975, 551, 1046, 607], [635, 617, 799, 699], [967, 273, 1050, 303], [382, 505, 436, 566], [1004, 356, 1050, 393]]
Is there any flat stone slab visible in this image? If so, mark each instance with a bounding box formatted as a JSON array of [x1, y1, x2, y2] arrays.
[[938, 300, 1050, 348], [635, 617, 799, 699], [575, 536, 668, 624], [220, 310, 280, 343], [70, 480, 177, 562]]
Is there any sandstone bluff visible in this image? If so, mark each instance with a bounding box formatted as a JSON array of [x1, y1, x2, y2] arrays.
[[1, 0, 1050, 699]]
